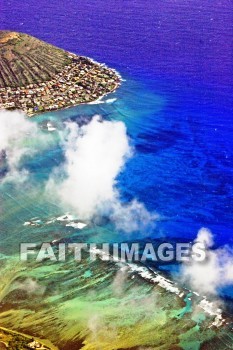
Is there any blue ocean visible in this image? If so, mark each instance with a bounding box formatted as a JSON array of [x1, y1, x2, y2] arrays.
[[1, 0, 233, 300]]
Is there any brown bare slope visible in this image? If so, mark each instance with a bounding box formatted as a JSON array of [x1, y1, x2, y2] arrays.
[[0, 31, 71, 87]]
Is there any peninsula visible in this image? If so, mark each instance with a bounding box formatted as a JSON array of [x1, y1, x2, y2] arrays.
[[0, 31, 120, 116]]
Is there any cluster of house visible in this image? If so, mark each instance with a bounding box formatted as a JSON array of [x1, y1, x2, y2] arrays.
[[28, 340, 49, 349], [0, 55, 120, 116]]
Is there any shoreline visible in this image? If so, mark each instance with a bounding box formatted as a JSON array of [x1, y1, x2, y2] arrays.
[[29, 71, 121, 118], [90, 246, 226, 328], [27, 54, 123, 117], [0, 53, 121, 117]]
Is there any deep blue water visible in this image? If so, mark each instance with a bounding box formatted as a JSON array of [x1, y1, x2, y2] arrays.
[[1, 1, 233, 293]]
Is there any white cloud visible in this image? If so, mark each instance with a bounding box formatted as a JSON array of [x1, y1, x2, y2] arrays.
[[15, 278, 46, 296], [110, 199, 158, 233], [0, 109, 52, 183], [47, 115, 156, 232], [60, 115, 131, 218], [0, 110, 35, 181], [196, 227, 214, 248], [182, 227, 233, 295], [112, 266, 128, 297], [0, 110, 155, 233]]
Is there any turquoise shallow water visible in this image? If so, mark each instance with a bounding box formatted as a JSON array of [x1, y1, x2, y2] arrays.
[[1, 0, 233, 313], [1, 75, 233, 299]]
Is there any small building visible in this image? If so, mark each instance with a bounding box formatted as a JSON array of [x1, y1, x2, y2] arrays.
[[28, 340, 42, 348]]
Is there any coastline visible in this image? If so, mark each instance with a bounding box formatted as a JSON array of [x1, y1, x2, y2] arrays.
[[0, 0, 232, 347], [90, 246, 226, 328], [0, 52, 121, 118], [30, 65, 122, 117], [27, 55, 123, 117], [0, 30, 123, 118]]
